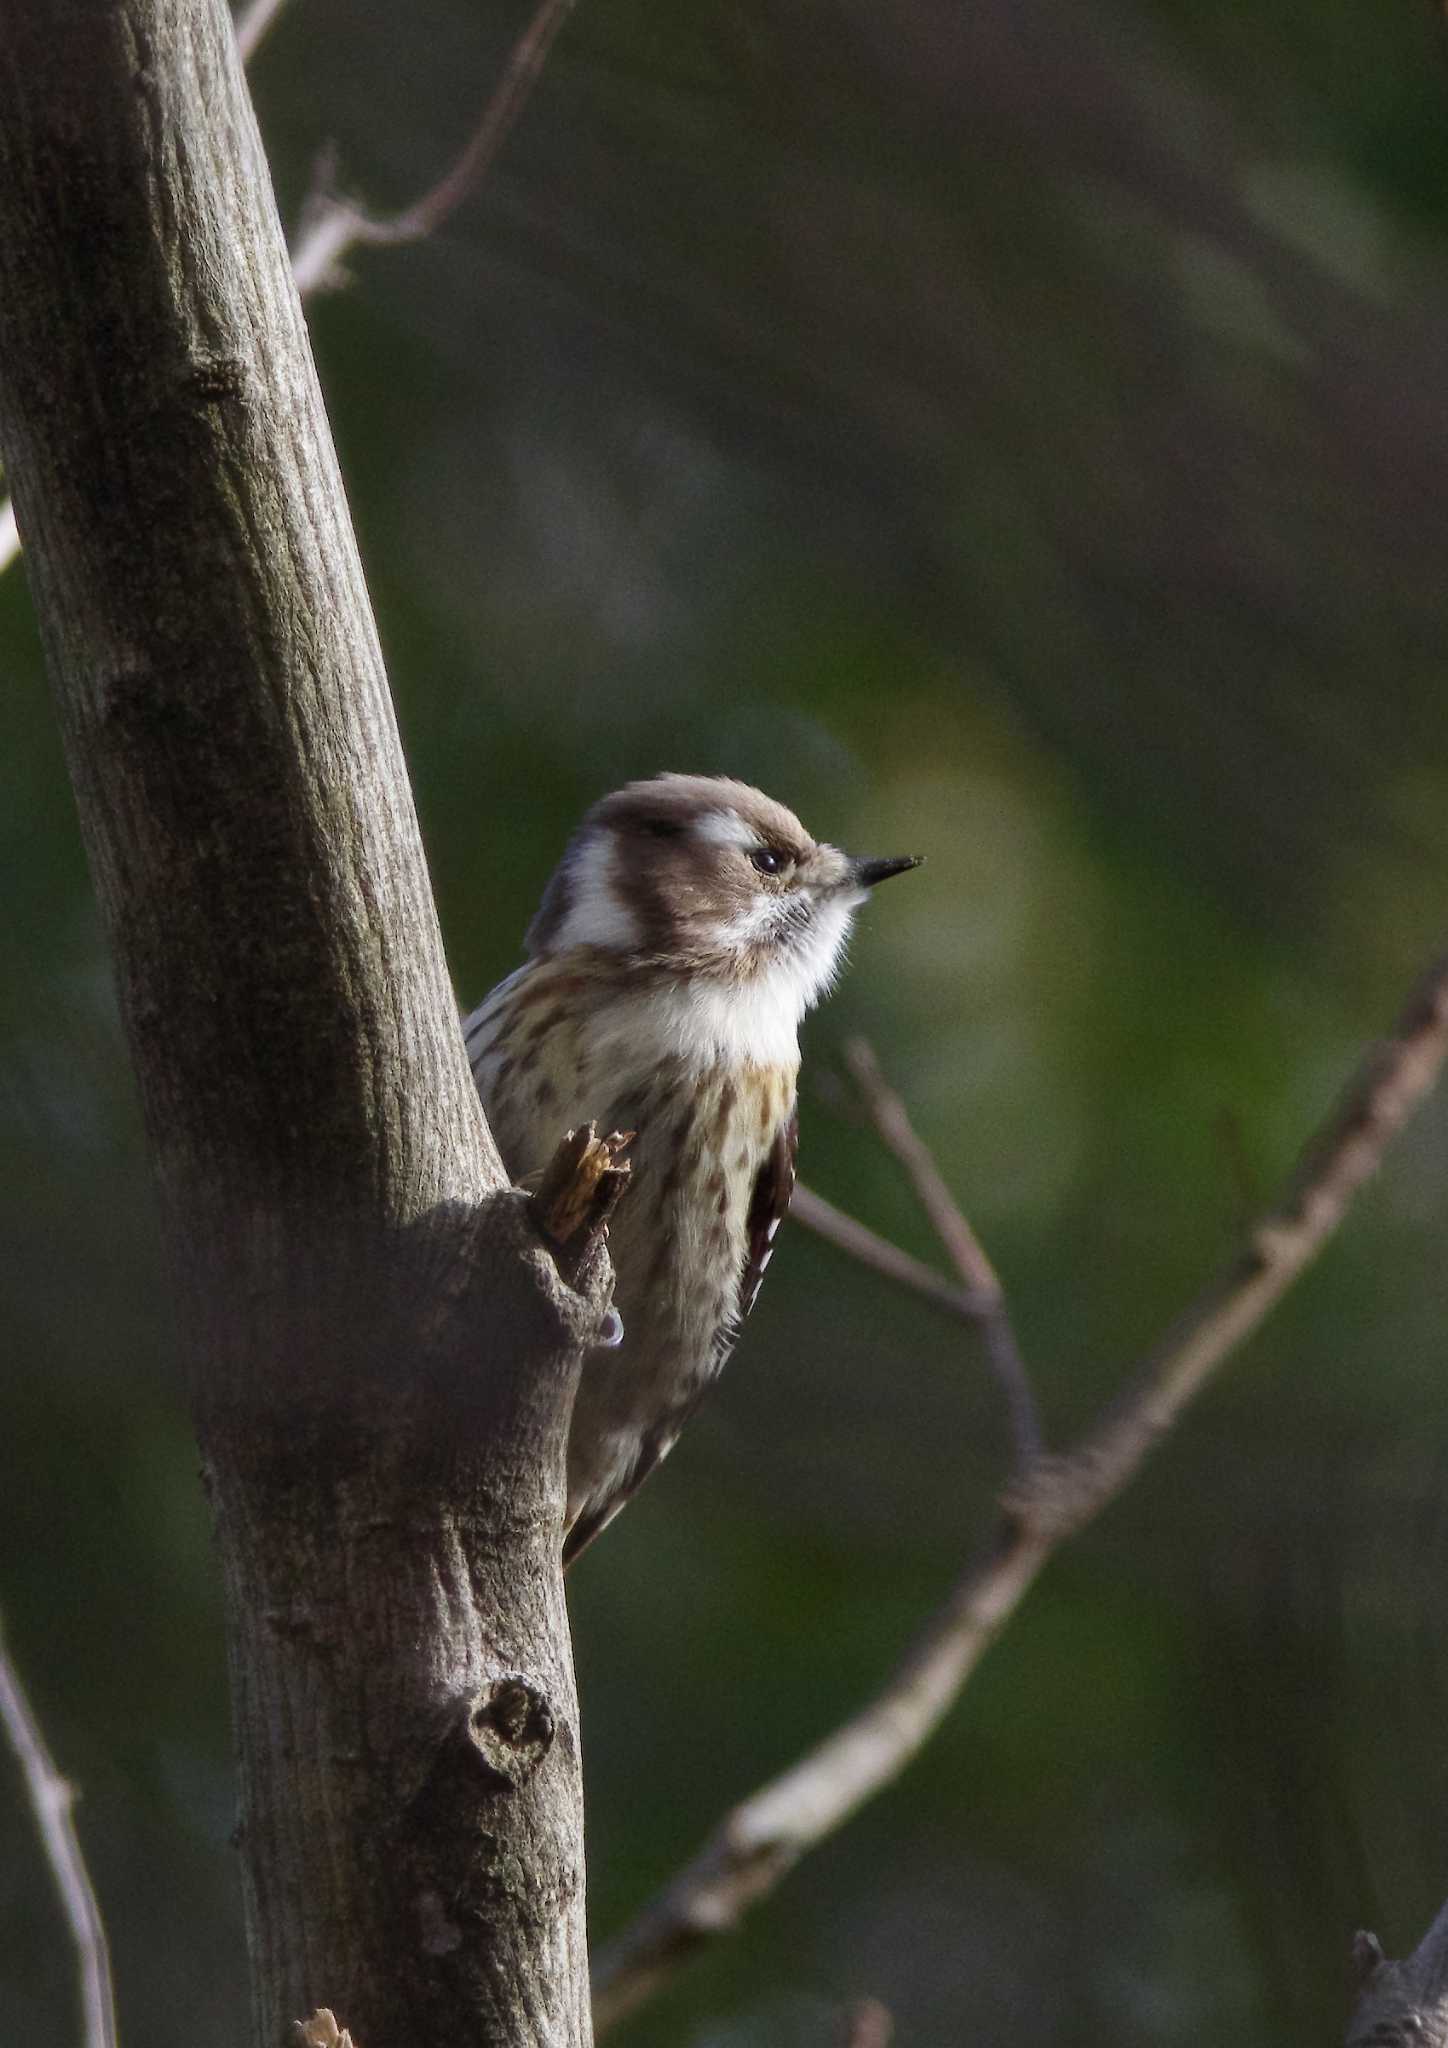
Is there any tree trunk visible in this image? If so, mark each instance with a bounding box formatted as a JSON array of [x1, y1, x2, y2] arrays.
[[0, 3, 595, 2041]]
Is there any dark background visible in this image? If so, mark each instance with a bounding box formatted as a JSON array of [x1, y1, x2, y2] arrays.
[[5, 0, 1448, 2040]]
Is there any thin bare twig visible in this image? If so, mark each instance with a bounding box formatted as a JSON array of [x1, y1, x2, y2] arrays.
[[591, 949, 1448, 2035], [289, 0, 577, 294], [841, 1997, 893, 2048], [0, 494, 18, 576], [0, 1620, 118, 2048], [0, 0, 578, 567], [790, 1183, 994, 1326], [1079, 948, 1448, 1483], [233, 0, 290, 63], [841, 1038, 1043, 1466], [841, 1040, 1002, 1296]]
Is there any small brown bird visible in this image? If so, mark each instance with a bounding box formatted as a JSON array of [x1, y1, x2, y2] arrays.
[[464, 774, 920, 1562]]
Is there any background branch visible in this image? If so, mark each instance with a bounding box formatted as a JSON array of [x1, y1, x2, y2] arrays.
[[839, 1037, 1042, 1466], [0, 0, 577, 572], [289, 0, 576, 293], [840, 1998, 893, 2048], [233, 0, 287, 61], [0, 1621, 117, 2048], [591, 946, 1448, 2033], [790, 1182, 993, 1325]]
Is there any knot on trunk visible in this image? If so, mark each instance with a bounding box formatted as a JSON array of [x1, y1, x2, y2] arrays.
[[465, 1674, 556, 1788]]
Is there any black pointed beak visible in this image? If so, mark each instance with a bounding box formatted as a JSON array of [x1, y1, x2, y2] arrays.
[[849, 853, 924, 889]]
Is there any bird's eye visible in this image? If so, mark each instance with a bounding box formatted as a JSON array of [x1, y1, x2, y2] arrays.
[[750, 847, 786, 875]]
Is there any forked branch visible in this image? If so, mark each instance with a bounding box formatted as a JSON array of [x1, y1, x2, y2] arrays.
[[592, 947, 1448, 2033], [289, 0, 577, 293], [0, 0, 578, 574], [790, 1182, 994, 1327], [841, 1037, 1042, 1467]]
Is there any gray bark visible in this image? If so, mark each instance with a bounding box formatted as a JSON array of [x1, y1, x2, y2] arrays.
[[1348, 1914, 1448, 2048], [0, 3, 595, 2042]]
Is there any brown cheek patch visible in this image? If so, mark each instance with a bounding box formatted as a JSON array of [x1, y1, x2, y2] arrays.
[[615, 851, 677, 953]]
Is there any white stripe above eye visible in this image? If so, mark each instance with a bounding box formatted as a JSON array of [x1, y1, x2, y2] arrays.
[[692, 808, 756, 849]]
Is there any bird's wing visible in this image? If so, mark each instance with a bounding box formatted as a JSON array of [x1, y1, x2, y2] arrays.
[[737, 1098, 799, 1324], [562, 1100, 800, 1570], [562, 1427, 672, 1567]]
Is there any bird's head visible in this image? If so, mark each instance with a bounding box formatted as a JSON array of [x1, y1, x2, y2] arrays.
[[527, 773, 921, 1018]]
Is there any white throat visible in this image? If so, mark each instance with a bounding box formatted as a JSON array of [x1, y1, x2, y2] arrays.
[[596, 891, 856, 1071], [541, 829, 861, 1069]]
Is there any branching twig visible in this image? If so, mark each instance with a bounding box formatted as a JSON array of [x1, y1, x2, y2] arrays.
[[0, 1620, 118, 2048], [790, 1183, 993, 1326], [0, 0, 578, 570], [840, 1040, 1002, 1297], [289, 0, 576, 294], [840, 1037, 1043, 1466], [591, 949, 1448, 2035]]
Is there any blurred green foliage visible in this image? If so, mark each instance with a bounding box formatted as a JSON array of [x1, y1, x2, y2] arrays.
[[4, 0, 1448, 2041]]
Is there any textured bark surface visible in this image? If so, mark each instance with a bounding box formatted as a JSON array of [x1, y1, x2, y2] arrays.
[[0, 3, 594, 2041], [1347, 1912, 1448, 2048]]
